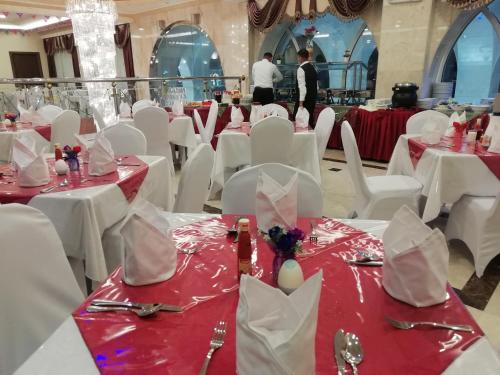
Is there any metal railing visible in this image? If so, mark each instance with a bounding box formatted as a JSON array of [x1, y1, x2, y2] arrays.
[[0, 75, 246, 116]]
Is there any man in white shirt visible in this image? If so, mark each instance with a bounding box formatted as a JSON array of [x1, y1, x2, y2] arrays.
[[252, 52, 283, 105], [294, 49, 318, 128]]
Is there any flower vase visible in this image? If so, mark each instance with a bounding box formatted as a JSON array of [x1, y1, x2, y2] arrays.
[[272, 250, 296, 285], [67, 156, 80, 172]]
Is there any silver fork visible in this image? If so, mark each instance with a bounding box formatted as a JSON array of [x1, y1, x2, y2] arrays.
[[385, 316, 473, 332], [198, 320, 227, 375], [309, 220, 318, 243]]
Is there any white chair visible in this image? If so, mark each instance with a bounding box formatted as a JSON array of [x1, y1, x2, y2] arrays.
[[261, 103, 289, 119], [314, 107, 335, 163], [222, 163, 323, 217], [101, 124, 147, 155], [341, 121, 423, 219], [406, 110, 449, 134], [250, 116, 293, 166], [37, 104, 63, 122], [193, 100, 218, 144], [131, 99, 154, 115], [90, 104, 105, 132], [0, 204, 83, 375], [173, 143, 215, 213], [134, 106, 171, 159], [50, 110, 81, 148], [446, 194, 500, 277]]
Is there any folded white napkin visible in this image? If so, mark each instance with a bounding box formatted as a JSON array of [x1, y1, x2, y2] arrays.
[[382, 205, 449, 307], [19, 105, 46, 125], [121, 199, 177, 286], [231, 106, 244, 127], [444, 111, 467, 137], [172, 100, 184, 116], [256, 171, 298, 231], [88, 133, 117, 176], [236, 271, 322, 375], [74, 133, 90, 163], [119, 102, 132, 118], [12, 137, 50, 187], [250, 104, 262, 125], [295, 107, 310, 128]]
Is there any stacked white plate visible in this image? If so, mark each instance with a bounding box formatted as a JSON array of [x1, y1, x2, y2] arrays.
[[432, 82, 454, 100], [417, 98, 436, 109]]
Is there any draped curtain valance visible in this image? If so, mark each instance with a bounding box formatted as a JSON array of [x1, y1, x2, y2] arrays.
[[248, 0, 496, 30], [43, 23, 134, 78]]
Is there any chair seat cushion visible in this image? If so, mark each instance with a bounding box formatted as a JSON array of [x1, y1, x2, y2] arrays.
[[367, 175, 422, 197]]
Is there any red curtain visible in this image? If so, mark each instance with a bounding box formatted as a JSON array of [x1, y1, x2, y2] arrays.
[[446, 0, 494, 9], [247, 0, 289, 32]]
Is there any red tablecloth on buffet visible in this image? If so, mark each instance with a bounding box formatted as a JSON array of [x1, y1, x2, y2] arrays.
[[328, 107, 421, 162], [73, 215, 482, 375]]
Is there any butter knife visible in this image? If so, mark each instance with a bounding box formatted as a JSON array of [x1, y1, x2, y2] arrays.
[[91, 299, 182, 312], [334, 329, 346, 375], [347, 260, 383, 267]]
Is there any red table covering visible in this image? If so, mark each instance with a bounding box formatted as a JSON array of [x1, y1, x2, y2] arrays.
[[0, 155, 149, 204], [73, 215, 482, 374], [328, 107, 421, 162], [408, 136, 500, 179], [6, 123, 52, 141]]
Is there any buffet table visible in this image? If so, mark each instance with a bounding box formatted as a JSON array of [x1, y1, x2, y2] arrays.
[[328, 107, 421, 162], [14, 214, 500, 375]]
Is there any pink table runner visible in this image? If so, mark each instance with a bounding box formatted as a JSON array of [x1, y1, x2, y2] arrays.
[[0, 155, 148, 204], [72, 215, 482, 374], [408, 136, 500, 179]]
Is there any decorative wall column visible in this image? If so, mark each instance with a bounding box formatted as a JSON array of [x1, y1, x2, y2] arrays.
[[67, 0, 118, 127]]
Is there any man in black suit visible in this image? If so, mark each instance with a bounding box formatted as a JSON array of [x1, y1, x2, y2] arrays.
[[293, 48, 318, 128]]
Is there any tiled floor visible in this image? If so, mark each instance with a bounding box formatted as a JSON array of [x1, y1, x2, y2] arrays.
[[204, 148, 500, 350]]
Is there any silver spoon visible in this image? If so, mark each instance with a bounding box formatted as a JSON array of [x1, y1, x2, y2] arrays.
[[341, 332, 363, 375], [86, 304, 161, 318], [59, 178, 69, 187]]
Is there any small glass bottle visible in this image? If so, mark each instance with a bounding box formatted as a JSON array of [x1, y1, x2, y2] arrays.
[[237, 218, 252, 280], [474, 118, 483, 141], [54, 144, 63, 161]]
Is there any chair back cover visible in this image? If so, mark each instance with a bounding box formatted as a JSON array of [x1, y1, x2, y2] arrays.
[[250, 116, 293, 165], [406, 110, 449, 135], [101, 124, 147, 155], [222, 163, 323, 217], [341, 121, 370, 209], [193, 108, 209, 143], [0, 204, 83, 375], [90, 104, 106, 132], [261, 103, 289, 119], [37, 104, 63, 123], [134, 106, 171, 159], [50, 109, 81, 148], [131, 99, 154, 115], [314, 107, 335, 163], [205, 100, 219, 142], [174, 143, 215, 213]]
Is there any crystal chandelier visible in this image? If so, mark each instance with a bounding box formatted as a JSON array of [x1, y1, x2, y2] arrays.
[[67, 0, 118, 128]]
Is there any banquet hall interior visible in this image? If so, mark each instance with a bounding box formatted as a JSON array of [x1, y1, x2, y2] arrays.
[[1, 0, 500, 374]]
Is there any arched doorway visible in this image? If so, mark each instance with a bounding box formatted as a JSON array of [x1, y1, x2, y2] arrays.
[[149, 23, 225, 103]]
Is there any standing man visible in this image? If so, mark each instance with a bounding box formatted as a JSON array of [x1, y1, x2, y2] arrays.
[[252, 52, 283, 105], [294, 48, 318, 128]]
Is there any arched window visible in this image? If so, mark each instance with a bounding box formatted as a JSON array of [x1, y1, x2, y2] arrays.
[[149, 24, 224, 102], [433, 0, 499, 103]]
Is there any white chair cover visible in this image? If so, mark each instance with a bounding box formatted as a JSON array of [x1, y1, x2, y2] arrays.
[[314, 107, 335, 163], [250, 116, 293, 166], [50, 110, 81, 148], [261, 103, 289, 119], [101, 124, 147, 155], [131, 99, 154, 115], [134, 106, 171, 160], [406, 110, 449, 135], [37, 104, 63, 123], [222, 163, 323, 217], [173, 143, 215, 213], [341, 121, 422, 219], [0, 204, 83, 375], [446, 193, 500, 277], [90, 104, 105, 132]]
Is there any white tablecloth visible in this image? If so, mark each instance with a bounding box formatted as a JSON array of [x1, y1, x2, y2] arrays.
[[28, 155, 174, 283], [211, 129, 321, 194], [14, 217, 387, 375], [387, 135, 500, 222], [0, 128, 50, 161]]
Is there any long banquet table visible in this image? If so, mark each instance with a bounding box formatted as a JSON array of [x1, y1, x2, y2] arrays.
[[15, 214, 500, 375], [387, 134, 500, 222], [211, 123, 321, 195]]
